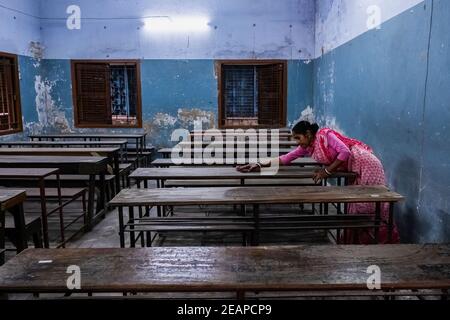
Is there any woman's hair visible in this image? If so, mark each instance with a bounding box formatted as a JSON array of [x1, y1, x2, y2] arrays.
[[291, 121, 320, 135]]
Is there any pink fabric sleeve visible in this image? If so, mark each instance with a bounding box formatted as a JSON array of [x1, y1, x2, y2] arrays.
[[278, 146, 309, 165], [327, 132, 351, 161]]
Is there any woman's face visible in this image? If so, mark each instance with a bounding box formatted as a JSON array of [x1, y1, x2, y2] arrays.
[[292, 131, 313, 148]]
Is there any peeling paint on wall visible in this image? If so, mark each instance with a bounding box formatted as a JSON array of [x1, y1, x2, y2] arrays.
[[32, 75, 71, 133], [177, 108, 215, 129]]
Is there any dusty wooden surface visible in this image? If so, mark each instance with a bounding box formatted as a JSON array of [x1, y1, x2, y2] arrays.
[[0, 168, 59, 179], [0, 140, 127, 147], [0, 190, 27, 211], [109, 185, 404, 206], [0, 245, 448, 293], [158, 147, 295, 154], [0, 155, 108, 175], [0, 147, 119, 156], [178, 141, 298, 147], [130, 167, 356, 180], [29, 133, 146, 139], [151, 157, 321, 167]]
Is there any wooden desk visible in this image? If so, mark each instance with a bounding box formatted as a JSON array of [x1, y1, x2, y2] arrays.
[[130, 167, 356, 219], [109, 186, 404, 246], [0, 245, 448, 297], [0, 168, 62, 248], [0, 190, 27, 264], [189, 132, 293, 141], [0, 148, 121, 194], [0, 156, 108, 230], [130, 166, 355, 187], [151, 157, 321, 167], [0, 140, 128, 162], [29, 133, 147, 157], [178, 140, 298, 148], [157, 147, 295, 159]]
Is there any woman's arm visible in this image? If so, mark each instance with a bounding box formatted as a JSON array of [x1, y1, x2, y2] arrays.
[[236, 146, 308, 172], [312, 132, 350, 183]]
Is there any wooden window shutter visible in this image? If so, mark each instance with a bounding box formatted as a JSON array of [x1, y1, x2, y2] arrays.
[[74, 62, 112, 125], [0, 57, 16, 131], [257, 63, 283, 127]]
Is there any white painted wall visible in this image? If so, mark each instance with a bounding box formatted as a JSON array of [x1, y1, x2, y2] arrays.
[[0, 0, 41, 56], [315, 0, 425, 58], [40, 0, 315, 60]]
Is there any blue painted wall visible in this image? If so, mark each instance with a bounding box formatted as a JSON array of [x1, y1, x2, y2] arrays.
[[314, 0, 449, 243], [11, 57, 313, 146]]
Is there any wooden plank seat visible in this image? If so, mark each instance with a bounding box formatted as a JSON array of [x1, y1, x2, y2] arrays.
[[45, 174, 117, 200], [22, 187, 87, 247], [126, 151, 153, 167], [5, 214, 43, 251], [125, 214, 378, 246], [119, 163, 133, 187], [1, 245, 448, 297], [164, 179, 318, 187]]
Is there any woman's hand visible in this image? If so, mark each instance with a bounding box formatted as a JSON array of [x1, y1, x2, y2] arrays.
[[313, 168, 330, 184], [236, 163, 261, 173]]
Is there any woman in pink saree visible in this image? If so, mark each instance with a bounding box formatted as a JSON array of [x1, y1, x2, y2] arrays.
[[236, 121, 400, 244]]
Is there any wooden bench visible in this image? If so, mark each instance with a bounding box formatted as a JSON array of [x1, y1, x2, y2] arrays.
[[0, 156, 109, 232], [150, 157, 321, 167], [0, 245, 448, 298], [109, 185, 404, 247], [126, 214, 378, 247], [5, 214, 43, 251], [0, 190, 28, 264], [22, 187, 87, 247]]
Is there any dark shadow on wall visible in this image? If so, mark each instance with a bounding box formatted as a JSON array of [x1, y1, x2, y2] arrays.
[[392, 156, 426, 243]]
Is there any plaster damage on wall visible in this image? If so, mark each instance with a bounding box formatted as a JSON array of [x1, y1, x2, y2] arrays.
[[143, 108, 216, 147], [31, 75, 71, 133]]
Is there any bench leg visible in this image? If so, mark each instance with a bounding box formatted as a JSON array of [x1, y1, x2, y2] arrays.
[[118, 207, 125, 248], [32, 228, 44, 248]]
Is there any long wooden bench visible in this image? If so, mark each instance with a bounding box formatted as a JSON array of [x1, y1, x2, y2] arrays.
[[21, 187, 87, 247], [5, 214, 43, 251], [0, 245, 448, 298], [126, 214, 378, 246], [0, 190, 28, 263], [109, 185, 404, 247]]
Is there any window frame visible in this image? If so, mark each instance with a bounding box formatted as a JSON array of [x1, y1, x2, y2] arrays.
[[216, 60, 287, 129], [71, 59, 143, 128], [0, 51, 23, 136]]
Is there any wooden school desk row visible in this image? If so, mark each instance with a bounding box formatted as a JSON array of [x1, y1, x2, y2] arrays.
[[0, 245, 448, 299], [109, 185, 403, 247]]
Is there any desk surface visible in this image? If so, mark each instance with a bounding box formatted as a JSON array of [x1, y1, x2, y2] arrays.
[[130, 167, 356, 180], [0, 147, 119, 155], [151, 157, 321, 167], [0, 155, 108, 174], [158, 147, 295, 153], [178, 141, 298, 146], [29, 133, 146, 139], [0, 140, 128, 146], [0, 245, 448, 293], [109, 185, 404, 206], [0, 189, 27, 211], [0, 168, 59, 179]]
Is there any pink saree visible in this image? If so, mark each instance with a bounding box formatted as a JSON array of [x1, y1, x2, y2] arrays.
[[311, 128, 400, 244]]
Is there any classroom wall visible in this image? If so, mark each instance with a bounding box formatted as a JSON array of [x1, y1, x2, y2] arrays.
[[313, 0, 449, 243], [0, 0, 315, 145]]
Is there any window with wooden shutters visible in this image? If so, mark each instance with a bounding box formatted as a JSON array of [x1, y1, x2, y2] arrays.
[[71, 60, 142, 128], [0, 52, 22, 136], [218, 60, 286, 128]]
